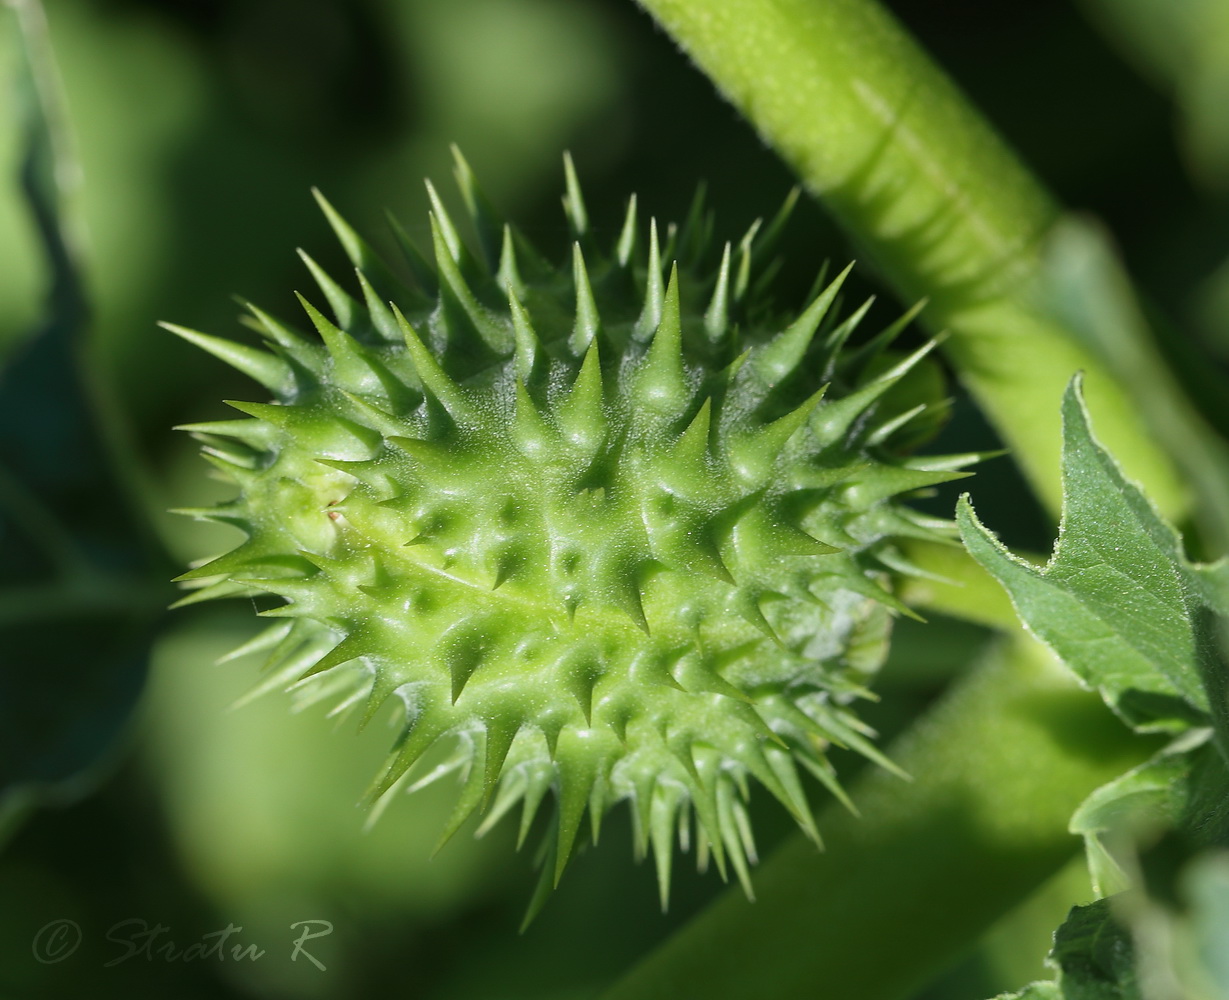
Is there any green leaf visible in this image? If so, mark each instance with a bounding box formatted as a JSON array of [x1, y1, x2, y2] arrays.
[[1069, 730, 1218, 896], [0, 0, 165, 845], [958, 376, 1229, 980], [986, 901, 1140, 1000], [1047, 899, 1142, 1000], [994, 846, 1229, 1000], [993, 984, 1062, 1000], [989, 901, 1140, 1000], [957, 375, 1225, 736]]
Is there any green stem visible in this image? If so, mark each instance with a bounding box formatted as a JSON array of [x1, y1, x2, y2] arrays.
[[601, 637, 1157, 1000], [633, 0, 1187, 521]]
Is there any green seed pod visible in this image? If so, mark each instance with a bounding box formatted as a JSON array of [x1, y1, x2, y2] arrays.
[[171, 151, 971, 917]]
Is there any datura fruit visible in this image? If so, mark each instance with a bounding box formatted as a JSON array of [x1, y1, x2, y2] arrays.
[[170, 152, 971, 917]]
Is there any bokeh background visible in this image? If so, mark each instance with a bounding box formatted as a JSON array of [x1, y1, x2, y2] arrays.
[[1, 1, 1226, 997]]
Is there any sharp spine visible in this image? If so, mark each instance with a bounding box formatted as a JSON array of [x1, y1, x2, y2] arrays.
[[755, 262, 852, 384], [562, 151, 589, 239], [569, 243, 601, 354], [704, 242, 732, 342], [635, 219, 664, 338], [162, 324, 292, 394]]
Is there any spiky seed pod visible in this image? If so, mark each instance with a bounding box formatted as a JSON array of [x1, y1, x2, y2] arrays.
[[172, 151, 973, 917]]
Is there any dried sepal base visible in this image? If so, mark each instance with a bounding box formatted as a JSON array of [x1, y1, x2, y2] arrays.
[[172, 150, 972, 919]]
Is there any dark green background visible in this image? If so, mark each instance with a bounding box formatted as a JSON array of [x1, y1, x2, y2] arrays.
[[0, 1, 1225, 997]]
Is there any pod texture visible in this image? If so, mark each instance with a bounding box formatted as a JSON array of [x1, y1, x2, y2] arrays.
[[173, 153, 970, 914]]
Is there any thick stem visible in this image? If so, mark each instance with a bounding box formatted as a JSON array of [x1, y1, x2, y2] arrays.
[[601, 637, 1157, 1000], [633, 0, 1187, 521]]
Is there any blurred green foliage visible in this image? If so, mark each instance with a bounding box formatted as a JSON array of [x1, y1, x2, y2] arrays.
[[1, 1, 1227, 998]]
